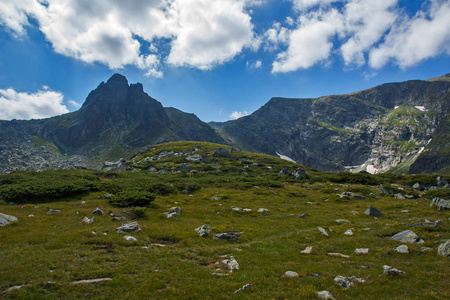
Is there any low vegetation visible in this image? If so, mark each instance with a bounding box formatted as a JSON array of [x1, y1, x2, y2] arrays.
[[0, 142, 448, 299]]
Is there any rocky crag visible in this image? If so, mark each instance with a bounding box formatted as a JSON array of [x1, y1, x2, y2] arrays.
[[216, 74, 450, 174]]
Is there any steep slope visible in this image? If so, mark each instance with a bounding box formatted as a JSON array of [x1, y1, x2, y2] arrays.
[[220, 76, 450, 174]]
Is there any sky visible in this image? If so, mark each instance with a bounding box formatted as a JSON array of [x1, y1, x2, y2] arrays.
[[0, 0, 449, 122]]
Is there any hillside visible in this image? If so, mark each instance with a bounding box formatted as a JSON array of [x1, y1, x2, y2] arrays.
[[0, 142, 449, 299]]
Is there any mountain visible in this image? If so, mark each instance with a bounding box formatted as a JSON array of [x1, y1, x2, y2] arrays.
[[0, 74, 225, 173], [218, 74, 450, 174]]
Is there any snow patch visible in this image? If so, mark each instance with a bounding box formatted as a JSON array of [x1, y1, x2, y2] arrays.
[[415, 106, 427, 112], [276, 152, 296, 163]]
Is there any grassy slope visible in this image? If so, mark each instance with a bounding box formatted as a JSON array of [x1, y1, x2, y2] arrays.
[[0, 142, 449, 299]]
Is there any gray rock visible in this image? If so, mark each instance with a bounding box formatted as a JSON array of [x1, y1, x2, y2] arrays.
[[391, 230, 422, 244], [186, 154, 202, 162], [282, 271, 299, 278], [394, 245, 410, 254], [365, 206, 383, 216], [379, 185, 390, 195], [98, 193, 114, 199], [317, 290, 335, 300], [102, 158, 126, 171], [123, 235, 138, 242], [234, 283, 253, 294], [211, 196, 222, 200], [430, 197, 450, 210], [334, 276, 353, 289], [420, 247, 433, 252], [257, 208, 269, 213], [116, 221, 141, 233], [179, 163, 192, 171], [47, 209, 60, 214], [194, 225, 212, 237], [338, 192, 365, 199], [165, 207, 181, 218], [221, 256, 239, 273], [412, 182, 423, 190], [231, 206, 243, 212], [394, 193, 406, 200], [278, 168, 289, 176], [82, 217, 94, 224], [292, 168, 308, 180], [383, 265, 405, 276], [437, 239, 450, 257], [355, 248, 370, 254], [298, 213, 309, 218], [436, 176, 449, 187], [344, 229, 354, 235], [335, 219, 349, 224], [92, 207, 105, 215], [72, 278, 112, 285], [405, 220, 443, 228], [157, 169, 169, 174], [147, 166, 158, 172], [301, 246, 313, 254], [318, 227, 329, 236], [213, 232, 244, 241], [0, 212, 18, 226], [212, 148, 232, 157]]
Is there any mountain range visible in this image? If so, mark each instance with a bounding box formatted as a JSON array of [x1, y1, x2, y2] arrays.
[[1, 73, 449, 174]]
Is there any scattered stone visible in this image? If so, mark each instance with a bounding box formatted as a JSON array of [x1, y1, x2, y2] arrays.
[[124, 235, 138, 242], [221, 256, 239, 273], [317, 290, 335, 300], [282, 271, 299, 278], [213, 232, 244, 241], [157, 169, 169, 175], [165, 207, 181, 218], [234, 284, 253, 294], [318, 227, 329, 236], [147, 166, 158, 172], [72, 278, 112, 285], [394, 245, 410, 254], [47, 209, 60, 214], [338, 192, 365, 199], [212, 148, 232, 157], [257, 208, 269, 213], [379, 185, 390, 195], [92, 207, 105, 215], [401, 210, 410, 213], [3, 284, 32, 293], [412, 182, 423, 190], [301, 246, 313, 254], [82, 217, 94, 224], [291, 168, 308, 180], [383, 265, 405, 276], [355, 248, 370, 254], [405, 220, 443, 228], [298, 213, 309, 218], [328, 253, 350, 258], [211, 196, 222, 201], [365, 206, 383, 216], [243, 208, 252, 212], [437, 239, 450, 257], [28, 214, 35, 217], [275, 169, 290, 177], [351, 211, 359, 215], [391, 230, 423, 244], [436, 176, 449, 187], [0, 212, 18, 226], [98, 193, 114, 199], [335, 219, 349, 224], [334, 276, 353, 289], [194, 225, 212, 237], [116, 221, 141, 233], [231, 206, 243, 212], [394, 193, 406, 200], [179, 163, 192, 171], [344, 229, 354, 236], [420, 247, 432, 252], [430, 197, 450, 210]]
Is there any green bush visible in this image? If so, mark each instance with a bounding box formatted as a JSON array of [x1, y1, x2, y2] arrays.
[[423, 189, 450, 199], [108, 190, 156, 207], [129, 206, 148, 219]]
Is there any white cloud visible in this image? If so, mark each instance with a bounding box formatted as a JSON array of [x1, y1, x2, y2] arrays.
[[229, 111, 249, 119], [291, 0, 342, 11], [0, 0, 258, 75], [0, 88, 69, 120], [369, 0, 450, 69], [68, 100, 81, 108], [272, 9, 344, 72], [246, 60, 262, 68]]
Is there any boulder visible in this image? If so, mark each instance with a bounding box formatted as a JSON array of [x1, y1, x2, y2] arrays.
[[0, 212, 18, 226], [291, 168, 308, 180], [116, 221, 141, 233], [212, 148, 232, 157], [394, 245, 409, 254], [278, 168, 289, 176], [383, 265, 405, 276], [437, 239, 450, 257], [335, 219, 349, 224], [186, 154, 202, 162], [213, 232, 244, 241], [282, 271, 299, 278], [92, 207, 105, 215], [391, 230, 423, 244], [194, 225, 212, 237], [165, 207, 181, 218], [365, 206, 383, 216], [430, 197, 450, 210], [231, 206, 243, 212], [412, 182, 423, 190]]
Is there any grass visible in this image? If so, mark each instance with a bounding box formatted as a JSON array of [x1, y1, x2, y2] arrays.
[[0, 142, 449, 299]]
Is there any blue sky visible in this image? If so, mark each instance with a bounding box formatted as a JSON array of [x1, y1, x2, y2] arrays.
[[0, 0, 449, 122]]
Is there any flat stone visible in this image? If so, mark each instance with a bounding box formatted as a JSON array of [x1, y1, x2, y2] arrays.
[[47, 209, 60, 214], [344, 229, 354, 236], [213, 232, 244, 241], [165, 207, 181, 218], [234, 284, 253, 294], [334, 276, 353, 289], [116, 221, 141, 233], [336, 219, 350, 224], [391, 230, 422, 244], [72, 278, 112, 285], [82, 217, 94, 224], [211, 196, 222, 200], [0, 212, 18, 226], [123, 235, 138, 242], [355, 248, 370, 254], [420, 247, 433, 252], [437, 239, 450, 257], [257, 208, 269, 213], [194, 224, 211, 237], [318, 227, 329, 236], [282, 271, 299, 278], [301, 246, 313, 254], [317, 290, 335, 300], [298, 213, 309, 218], [394, 245, 410, 254], [383, 265, 405, 276], [328, 252, 350, 258]]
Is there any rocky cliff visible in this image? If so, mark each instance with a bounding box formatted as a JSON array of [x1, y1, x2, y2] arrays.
[[219, 75, 450, 174]]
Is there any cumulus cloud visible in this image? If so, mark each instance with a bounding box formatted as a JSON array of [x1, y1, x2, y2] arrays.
[[272, 9, 344, 72], [0, 88, 69, 120], [291, 0, 342, 11], [246, 60, 262, 68], [229, 111, 249, 119], [0, 0, 258, 75], [369, 0, 450, 69]]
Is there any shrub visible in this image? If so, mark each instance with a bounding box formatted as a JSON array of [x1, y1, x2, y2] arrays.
[[129, 207, 148, 219], [109, 190, 156, 207]]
